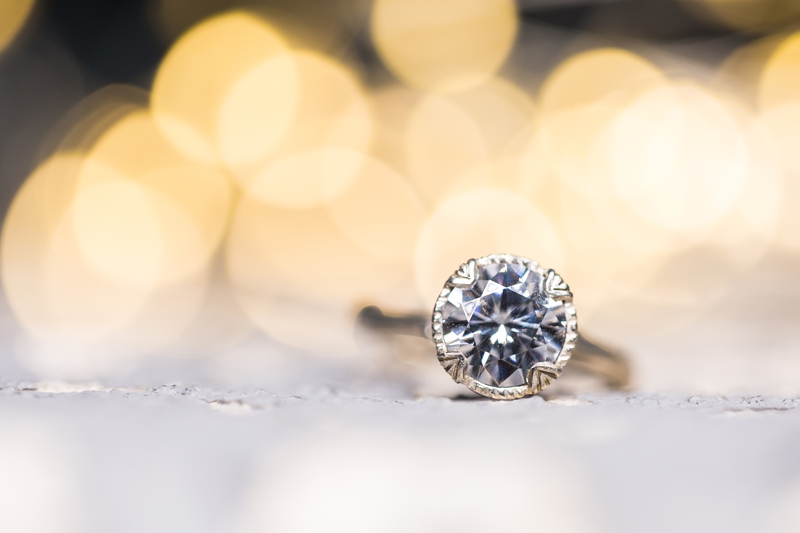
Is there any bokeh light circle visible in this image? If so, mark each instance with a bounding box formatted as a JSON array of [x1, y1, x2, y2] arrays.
[[759, 31, 800, 111], [151, 11, 290, 163], [609, 84, 750, 230], [1, 104, 228, 375], [78, 110, 233, 283], [371, 0, 518, 91], [537, 48, 668, 188], [0, 0, 35, 54], [325, 155, 426, 263], [414, 188, 562, 303], [227, 169, 417, 352], [230, 51, 373, 200], [406, 93, 490, 206], [540, 48, 667, 117], [1, 155, 155, 346], [217, 53, 300, 168], [72, 176, 165, 288]]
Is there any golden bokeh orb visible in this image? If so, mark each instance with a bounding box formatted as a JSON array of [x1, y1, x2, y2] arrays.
[[371, 0, 518, 92], [229, 51, 373, 203], [0, 0, 35, 54], [414, 188, 562, 303], [325, 155, 426, 263], [609, 84, 749, 231], [537, 48, 668, 188], [227, 185, 414, 353], [152, 11, 290, 163], [406, 93, 490, 206], [1, 155, 155, 347], [759, 32, 800, 111], [79, 110, 233, 283]]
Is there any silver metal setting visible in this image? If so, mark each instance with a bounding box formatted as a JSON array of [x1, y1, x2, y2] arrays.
[[431, 254, 577, 400]]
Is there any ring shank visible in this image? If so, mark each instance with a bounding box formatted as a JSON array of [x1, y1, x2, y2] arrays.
[[357, 305, 630, 390]]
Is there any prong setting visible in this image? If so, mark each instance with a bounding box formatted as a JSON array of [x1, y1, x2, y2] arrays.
[[431, 254, 577, 399]]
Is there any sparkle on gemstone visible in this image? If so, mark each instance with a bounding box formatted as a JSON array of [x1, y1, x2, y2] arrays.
[[440, 260, 568, 388]]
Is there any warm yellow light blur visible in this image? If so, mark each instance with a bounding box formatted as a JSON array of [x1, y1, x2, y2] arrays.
[[382, 78, 534, 198], [1, 155, 154, 346], [227, 188, 414, 353], [369, 85, 423, 176], [371, 0, 518, 92], [452, 158, 546, 202], [246, 148, 363, 209], [756, 103, 800, 173], [537, 104, 623, 189], [608, 83, 749, 230], [540, 48, 667, 117], [513, 135, 560, 204], [754, 35, 800, 247], [714, 35, 784, 107], [72, 176, 164, 288], [698, 121, 781, 270], [44, 204, 157, 342], [2, 104, 227, 374], [563, 109, 781, 315], [325, 154, 426, 263], [414, 188, 562, 302], [543, 89, 785, 323], [39, 85, 149, 157], [537, 48, 668, 187], [4, 0, 794, 388], [556, 180, 679, 317], [406, 93, 490, 205], [541, 80, 755, 315], [759, 32, 800, 111], [234, 51, 372, 205], [217, 53, 299, 167], [445, 77, 537, 158], [0, 0, 35, 54], [540, 94, 774, 319], [79, 110, 232, 283], [151, 11, 290, 163], [757, 103, 800, 253]]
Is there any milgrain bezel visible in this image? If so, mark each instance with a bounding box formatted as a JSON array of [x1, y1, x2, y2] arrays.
[[430, 254, 577, 400]]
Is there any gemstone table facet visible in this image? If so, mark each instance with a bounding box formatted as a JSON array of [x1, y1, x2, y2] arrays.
[[440, 260, 568, 388]]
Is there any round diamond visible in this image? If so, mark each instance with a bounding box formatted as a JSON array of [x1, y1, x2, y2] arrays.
[[439, 258, 568, 388]]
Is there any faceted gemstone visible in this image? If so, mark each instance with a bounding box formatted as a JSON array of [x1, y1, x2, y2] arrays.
[[440, 261, 568, 388]]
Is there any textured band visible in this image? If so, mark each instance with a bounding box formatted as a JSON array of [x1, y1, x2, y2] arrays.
[[357, 305, 630, 392]]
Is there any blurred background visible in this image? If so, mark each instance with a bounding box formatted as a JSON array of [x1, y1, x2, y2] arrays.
[[5, 2, 800, 533], [2, 0, 800, 395]]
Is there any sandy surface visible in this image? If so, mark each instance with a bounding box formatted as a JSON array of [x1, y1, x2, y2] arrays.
[[1, 381, 798, 533]]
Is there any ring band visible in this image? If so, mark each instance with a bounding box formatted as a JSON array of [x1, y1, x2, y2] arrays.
[[358, 306, 630, 392], [357, 254, 630, 399]]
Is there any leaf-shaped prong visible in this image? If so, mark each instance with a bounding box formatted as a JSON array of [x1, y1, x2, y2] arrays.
[[439, 354, 464, 383], [545, 269, 571, 299], [527, 362, 562, 394], [450, 259, 476, 286]]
